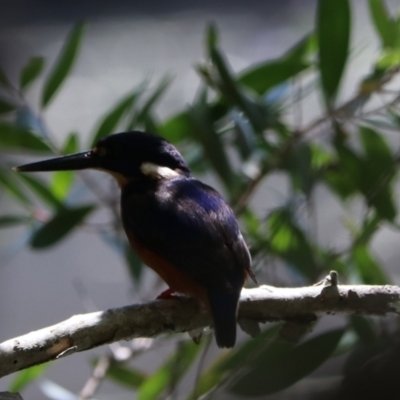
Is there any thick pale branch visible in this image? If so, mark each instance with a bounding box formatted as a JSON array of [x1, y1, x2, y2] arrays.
[[1, 283, 399, 378]]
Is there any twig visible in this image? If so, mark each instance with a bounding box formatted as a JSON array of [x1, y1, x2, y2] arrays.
[[0, 280, 399, 379], [79, 355, 111, 400]]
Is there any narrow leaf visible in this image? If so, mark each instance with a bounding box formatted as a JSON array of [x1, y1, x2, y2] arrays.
[[317, 0, 351, 108], [0, 67, 10, 87], [230, 329, 344, 396], [239, 34, 315, 95], [17, 174, 64, 210], [41, 22, 85, 107], [368, 0, 398, 49], [9, 364, 49, 392], [128, 76, 171, 130], [0, 98, 17, 114], [106, 363, 146, 389], [51, 133, 79, 199], [158, 111, 192, 143], [30, 204, 95, 248], [20, 56, 45, 90], [90, 91, 140, 146], [0, 122, 52, 152], [0, 169, 30, 206], [352, 245, 388, 284], [0, 215, 31, 228], [137, 341, 202, 400]]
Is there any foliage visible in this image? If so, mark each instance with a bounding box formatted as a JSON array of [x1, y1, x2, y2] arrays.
[[2, 1, 400, 398]]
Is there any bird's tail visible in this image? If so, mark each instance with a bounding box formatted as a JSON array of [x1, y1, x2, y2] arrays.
[[207, 288, 240, 348]]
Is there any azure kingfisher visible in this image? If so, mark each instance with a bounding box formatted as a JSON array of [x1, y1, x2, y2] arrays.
[[15, 131, 257, 348]]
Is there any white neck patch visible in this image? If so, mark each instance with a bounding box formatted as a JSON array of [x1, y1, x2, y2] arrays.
[[140, 162, 181, 180]]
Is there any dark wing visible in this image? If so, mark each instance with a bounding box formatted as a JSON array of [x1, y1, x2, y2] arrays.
[[121, 177, 251, 291]]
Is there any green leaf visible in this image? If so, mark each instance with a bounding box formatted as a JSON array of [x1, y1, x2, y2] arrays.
[[17, 174, 64, 210], [20, 57, 45, 90], [368, 0, 399, 49], [0, 168, 30, 206], [350, 316, 377, 343], [0, 122, 52, 152], [229, 329, 344, 396], [128, 76, 171, 130], [360, 126, 395, 176], [51, 133, 78, 199], [30, 204, 95, 248], [106, 363, 146, 389], [359, 126, 396, 220], [8, 364, 49, 392], [0, 98, 17, 114], [188, 325, 282, 399], [137, 340, 202, 400], [41, 22, 85, 108], [189, 94, 236, 191], [0, 67, 10, 87], [239, 34, 315, 95], [90, 91, 140, 146], [157, 111, 191, 143], [0, 215, 31, 228], [267, 208, 317, 279], [317, 0, 351, 108], [352, 245, 388, 284]]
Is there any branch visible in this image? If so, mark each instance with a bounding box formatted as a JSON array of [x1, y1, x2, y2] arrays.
[[1, 279, 399, 378]]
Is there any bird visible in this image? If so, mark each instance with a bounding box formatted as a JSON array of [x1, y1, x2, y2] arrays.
[[15, 131, 257, 348]]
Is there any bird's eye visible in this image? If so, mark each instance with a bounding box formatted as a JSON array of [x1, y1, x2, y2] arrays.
[[92, 146, 107, 157]]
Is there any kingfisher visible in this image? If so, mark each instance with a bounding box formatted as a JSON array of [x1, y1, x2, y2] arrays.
[[15, 131, 257, 348]]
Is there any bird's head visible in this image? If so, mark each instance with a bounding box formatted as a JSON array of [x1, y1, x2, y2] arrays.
[[15, 131, 191, 187]]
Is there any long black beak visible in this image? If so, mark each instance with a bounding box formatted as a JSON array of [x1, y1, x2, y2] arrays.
[[14, 151, 97, 172]]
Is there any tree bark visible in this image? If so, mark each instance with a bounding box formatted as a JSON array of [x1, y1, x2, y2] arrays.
[[1, 280, 399, 378]]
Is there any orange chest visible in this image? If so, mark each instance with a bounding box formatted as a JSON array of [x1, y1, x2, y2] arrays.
[[126, 231, 207, 303]]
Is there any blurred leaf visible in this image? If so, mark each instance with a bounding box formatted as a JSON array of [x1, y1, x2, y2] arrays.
[[41, 22, 85, 108], [20, 56, 45, 90], [0, 66, 10, 87], [158, 111, 192, 142], [9, 364, 49, 392], [230, 329, 344, 396], [350, 316, 377, 343], [359, 126, 396, 220], [239, 34, 315, 95], [137, 340, 202, 400], [0, 215, 31, 228], [0, 122, 52, 152], [207, 44, 268, 131], [0, 98, 17, 114], [354, 213, 381, 246], [30, 204, 95, 248], [0, 169, 30, 206], [352, 245, 388, 284], [317, 0, 351, 108], [368, 0, 399, 49], [90, 91, 140, 146], [189, 93, 236, 191], [106, 363, 146, 389], [206, 23, 219, 50], [17, 174, 64, 210], [15, 106, 49, 139], [125, 243, 143, 284], [268, 208, 317, 279], [128, 76, 171, 130], [51, 133, 79, 199], [360, 126, 395, 176]]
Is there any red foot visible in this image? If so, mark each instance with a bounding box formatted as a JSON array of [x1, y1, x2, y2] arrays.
[[157, 288, 179, 300]]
